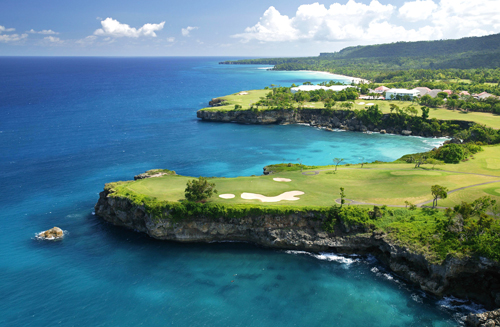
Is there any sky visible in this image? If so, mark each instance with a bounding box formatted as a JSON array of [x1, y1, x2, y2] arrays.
[[1, 0, 500, 56]]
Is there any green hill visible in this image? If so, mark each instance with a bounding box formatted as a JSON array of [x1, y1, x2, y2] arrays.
[[321, 33, 500, 59], [220, 33, 500, 82]]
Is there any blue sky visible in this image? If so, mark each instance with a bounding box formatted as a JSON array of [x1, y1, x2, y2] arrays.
[[1, 0, 499, 56]]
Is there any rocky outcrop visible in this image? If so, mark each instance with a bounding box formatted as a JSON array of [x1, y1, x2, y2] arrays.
[[95, 188, 500, 309], [467, 309, 500, 326], [134, 169, 176, 180], [197, 108, 473, 137], [208, 98, 227, 107], [36, 227, 64, 240]]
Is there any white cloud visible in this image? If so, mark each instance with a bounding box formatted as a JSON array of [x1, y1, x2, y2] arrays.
[[43, 36, 63, 43], [235, 6, 299, 42], [166, 37, 175, 42], [28, 29, 59, 35], [430, 0, 500, 39], [398, 0, 437, 22], [94, 17, 165, 38], [0, 25, 16, 33], [233, 1, 396, 42], [76, 35, 97, 46], [181, 26, 198, 37], [233, 0, 500, 44], [0, 32, 28, 43]]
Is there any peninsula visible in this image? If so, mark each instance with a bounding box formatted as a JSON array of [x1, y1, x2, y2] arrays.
[[95, 35, 500, 325]]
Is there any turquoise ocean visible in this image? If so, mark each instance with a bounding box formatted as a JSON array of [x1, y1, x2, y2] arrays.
[[0, 57, 481, 326]]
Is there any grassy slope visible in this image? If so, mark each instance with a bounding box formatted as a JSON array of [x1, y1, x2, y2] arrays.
[[120, 146, 500, 207], [200, 90, 500, 129]]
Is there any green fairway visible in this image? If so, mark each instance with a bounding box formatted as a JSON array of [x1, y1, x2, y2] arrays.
[[200, 89, 500, 129], [118, 150, 500, 208]]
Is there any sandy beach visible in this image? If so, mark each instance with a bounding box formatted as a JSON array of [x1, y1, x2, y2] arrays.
[[298, 70, 370, 84]]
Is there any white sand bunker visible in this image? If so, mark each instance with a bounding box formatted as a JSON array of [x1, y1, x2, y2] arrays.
[[238, 92, 248, 95], [219, 194, 235, 199], [273, 178, 292, 182], [366, 103, 375, 106], [357, 102, 365, 105], [241, 191, 304, 202]]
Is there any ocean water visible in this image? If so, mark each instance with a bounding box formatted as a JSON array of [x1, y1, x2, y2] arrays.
[[0, 57, 473, 326]]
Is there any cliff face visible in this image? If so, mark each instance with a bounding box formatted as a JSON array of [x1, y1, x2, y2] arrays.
[[197, 108, 472, 137], [95, 188, 500, 310]]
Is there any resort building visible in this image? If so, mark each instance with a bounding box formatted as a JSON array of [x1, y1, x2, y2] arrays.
[[473, 92, 497, 100], [427, 89, 443, 98], [413, 87, 432, 97], [290, 85, 355, 93], [385, 88, 420, 100], [374, 86, 390, 93]]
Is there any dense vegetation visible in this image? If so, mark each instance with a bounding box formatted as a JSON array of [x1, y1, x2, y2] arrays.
[[221, 33, 500, 88], [251, 86, 358, 110]]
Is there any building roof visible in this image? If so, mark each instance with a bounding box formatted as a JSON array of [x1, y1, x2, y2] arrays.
[[386, 88, 420, 94], [427, 89, 443, 98], [413, 87, 431, 96], [443, 90, 453, 95], [374, 86, 390, 91]]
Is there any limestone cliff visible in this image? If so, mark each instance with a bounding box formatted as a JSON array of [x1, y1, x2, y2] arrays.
[[197, 108, 472, 137], [95, 187, 500, 311]]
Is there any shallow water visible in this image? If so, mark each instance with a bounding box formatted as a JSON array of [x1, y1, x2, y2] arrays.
[[0, 57, 474, 326]]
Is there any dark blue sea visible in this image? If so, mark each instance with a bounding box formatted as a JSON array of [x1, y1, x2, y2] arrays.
[[0, 57, 478, 326]]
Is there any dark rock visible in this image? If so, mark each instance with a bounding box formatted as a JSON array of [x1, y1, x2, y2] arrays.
[[95, 187, 500, 309], [466, 309, 500, 326]]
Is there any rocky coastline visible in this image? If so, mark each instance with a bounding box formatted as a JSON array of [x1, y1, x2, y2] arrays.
[[197, 108, 472, 138], [95, 187, 500, 320]]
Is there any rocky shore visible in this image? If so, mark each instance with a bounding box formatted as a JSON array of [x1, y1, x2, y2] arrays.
[[95, 187, 500, 316], [197, 108, 472, 137]]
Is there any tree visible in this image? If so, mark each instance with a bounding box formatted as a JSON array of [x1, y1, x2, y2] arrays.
[[437, 143, 464, 163], [360, 157, 365, 168], [339, 187, 346, 208], [431, 185, 448, 207], [421, 106, 430, 120], [425, 158, 444, 169], [333, 158, 344, 172], [185, 177, 217, 202], [297, 158, 303, 172]]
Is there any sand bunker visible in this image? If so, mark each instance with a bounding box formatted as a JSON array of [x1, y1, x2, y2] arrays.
[[241, 191, 304, 202], [357, 102, 365, 105], [219, 194, 235, 199], [366, 103, 375, 106], [273, 178, 292, 182], [238, 92, 248, 95]]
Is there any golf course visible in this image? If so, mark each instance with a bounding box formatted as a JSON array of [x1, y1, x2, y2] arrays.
[[110, 145, 500, 208], [201, 89, 500, 129]]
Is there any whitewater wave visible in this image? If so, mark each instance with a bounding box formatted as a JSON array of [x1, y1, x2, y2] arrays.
[[438, 296, 486, 314], [285, 250, 360, 265]]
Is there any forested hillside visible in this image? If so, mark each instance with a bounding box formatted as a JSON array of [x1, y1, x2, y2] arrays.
[[221, 33, 500, 83]]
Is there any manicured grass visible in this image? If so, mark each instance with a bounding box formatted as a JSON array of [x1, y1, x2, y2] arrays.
[[121, 157, 500, 207], [200, 89, 500, 129], [436, 145, 500, 175]]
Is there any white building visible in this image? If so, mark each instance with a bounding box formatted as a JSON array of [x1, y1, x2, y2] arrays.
[[385, 88, 420, 100], [290, 85, 355, 93]]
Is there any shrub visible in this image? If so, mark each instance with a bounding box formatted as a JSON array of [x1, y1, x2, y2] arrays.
[[436, 143, 464, 163], [185, 177, 218, 202]]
